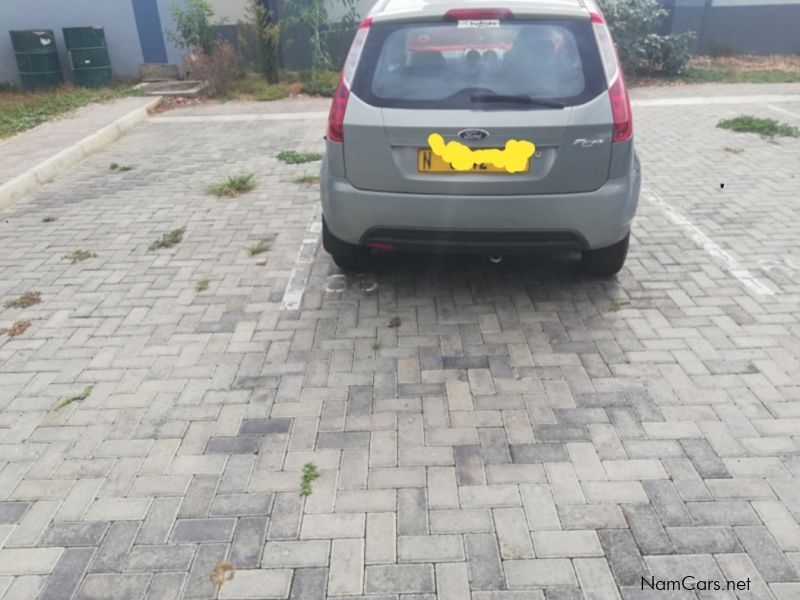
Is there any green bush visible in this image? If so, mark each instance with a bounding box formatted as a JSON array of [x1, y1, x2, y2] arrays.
[[301, 71, 339, 97], [167, 0, 224, 55], [238, 0, 282, 84], [598, 0, 695, 76]]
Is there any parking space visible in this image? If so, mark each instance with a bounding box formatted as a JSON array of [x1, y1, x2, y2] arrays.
[[1, 86, 799, 599]]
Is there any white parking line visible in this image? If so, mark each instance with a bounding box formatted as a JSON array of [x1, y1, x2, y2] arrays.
[[280, 208, 321, 311], [646, 190, 775, 297], [767, 104, 800, 120], [632, 94, 800, 107]]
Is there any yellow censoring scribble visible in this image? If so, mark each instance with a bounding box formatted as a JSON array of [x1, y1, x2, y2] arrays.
[[427, 133, 535, 174]]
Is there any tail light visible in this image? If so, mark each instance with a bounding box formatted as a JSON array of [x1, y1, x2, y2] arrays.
[[327, 17, 371, 143], [590, 11, 632, 142]]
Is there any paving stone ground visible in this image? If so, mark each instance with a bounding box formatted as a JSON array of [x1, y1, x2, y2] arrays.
[[1, 84, 800, 599]]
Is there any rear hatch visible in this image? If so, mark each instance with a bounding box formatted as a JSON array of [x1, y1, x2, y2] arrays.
[[345, 13, 612, 196]]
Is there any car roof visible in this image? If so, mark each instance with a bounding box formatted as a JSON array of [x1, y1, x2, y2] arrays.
[[368, 0, 594, 23]]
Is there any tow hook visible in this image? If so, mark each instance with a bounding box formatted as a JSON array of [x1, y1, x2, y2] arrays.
[[489, 255, 503, 264]]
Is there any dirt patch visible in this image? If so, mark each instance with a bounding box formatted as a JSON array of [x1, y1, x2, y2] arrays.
[[149, 96, 205, 113]]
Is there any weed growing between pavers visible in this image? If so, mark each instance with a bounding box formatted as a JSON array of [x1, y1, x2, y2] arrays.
[[717, 116, 799, 138], [724, 146, 744, 154], [207, 173, 257, 197], [1, 320, 30, 337], [54, 385, 93, 410], [300, 463, 319, 496], [66, 249, 97, 263], [109, 163, 134, 172], [277, 150, 323, 164], [293, 174, 320, 184], [42, 216, 57, 223], [247, 240, 270, 256], [210, 561, 235, 587], [4, 291, 41, 309], [149, 228, 186, 251], [195, 279, 210, 292], [372, 339, 381, 350], [610, 299, 630, 312]]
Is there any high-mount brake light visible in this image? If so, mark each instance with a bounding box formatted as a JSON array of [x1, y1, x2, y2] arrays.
[[590, 10, 632, 142], [327, 17, 372, 143], [444, 8, 514, 21], [590, 12, 605, 24]]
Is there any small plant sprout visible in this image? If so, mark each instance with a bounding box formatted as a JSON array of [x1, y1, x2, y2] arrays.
[[195, 278, 210, 292], [66, 250, 97, 264], [207, 173, 257, 197], [42, 216, 57, 223], [149, 228, 186, 251], [372, 339, 381, 351], [278, 150, 323, 164], [724, 147, 744, 154], [55, 385, 93, 410], [300, 463, 319, 496], [610, 299, 630, 312], [109, 162, 119, 170], [4, 291, 41, 309], [247, 240, 270, 256], [293, 174, 320, 184], [110, 162, 134, 172]]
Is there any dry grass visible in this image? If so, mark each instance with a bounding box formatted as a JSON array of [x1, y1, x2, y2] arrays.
[[630, 55, 800, 87], [0, 84, 135, 139], [66, 249, 97, 263], [1, 320, 31, 337], [5, 291, 41, 309], [692, 55, 800, 71], [54, 385, 93, 410], [210, 561, 235, 587]]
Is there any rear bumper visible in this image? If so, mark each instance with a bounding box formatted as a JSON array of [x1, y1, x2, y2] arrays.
[[321, 158, 640, 252]]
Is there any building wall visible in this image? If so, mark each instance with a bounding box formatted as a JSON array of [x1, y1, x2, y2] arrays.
[[0, 0, 150, 86], [208, 0, 249, 22], [663, 0, 800, 55]]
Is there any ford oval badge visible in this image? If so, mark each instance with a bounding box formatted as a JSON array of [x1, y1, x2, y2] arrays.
[[457, 128, 490, 141]]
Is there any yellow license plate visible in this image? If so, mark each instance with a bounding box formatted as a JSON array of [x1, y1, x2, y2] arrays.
[[417, 149, 529, 174]]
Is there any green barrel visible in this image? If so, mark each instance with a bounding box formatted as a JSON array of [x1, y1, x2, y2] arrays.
[[9, 30, 63, 91], [63, 27, 112, 87]]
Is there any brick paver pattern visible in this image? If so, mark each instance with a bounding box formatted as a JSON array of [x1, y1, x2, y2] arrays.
[[1, 91, 800, 599]]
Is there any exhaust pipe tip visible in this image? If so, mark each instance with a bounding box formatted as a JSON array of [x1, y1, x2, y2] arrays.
[[489, 254, 503, 264]]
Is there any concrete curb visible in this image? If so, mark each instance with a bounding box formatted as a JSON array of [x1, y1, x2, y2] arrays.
[[0, 96, 163, 212]]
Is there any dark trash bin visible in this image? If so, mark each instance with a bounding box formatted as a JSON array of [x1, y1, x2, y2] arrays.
[[9, 30, 63, 91], [63, 26, 112, 87]]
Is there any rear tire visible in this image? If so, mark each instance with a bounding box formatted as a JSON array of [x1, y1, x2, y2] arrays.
[[581, 233, 629, 277], [322, 218, 370, 271]]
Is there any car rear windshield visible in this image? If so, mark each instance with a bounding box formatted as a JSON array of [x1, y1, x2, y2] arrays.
[[352, 18, 606, 109]]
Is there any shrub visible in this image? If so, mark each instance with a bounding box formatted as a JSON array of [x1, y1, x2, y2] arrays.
[[301, 70, 339, 97], [238, 0, 282, 84], [167, 0, 222, 55], [283, 0, 358, 77], [188, 40, 238, 96], [598, 0, 695, 76]]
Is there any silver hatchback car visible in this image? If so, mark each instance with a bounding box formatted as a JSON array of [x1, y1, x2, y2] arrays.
[[320, 0, 641, 276]]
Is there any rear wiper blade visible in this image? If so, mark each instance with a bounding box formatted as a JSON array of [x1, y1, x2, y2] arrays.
[[470, 94, 565, 109]]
